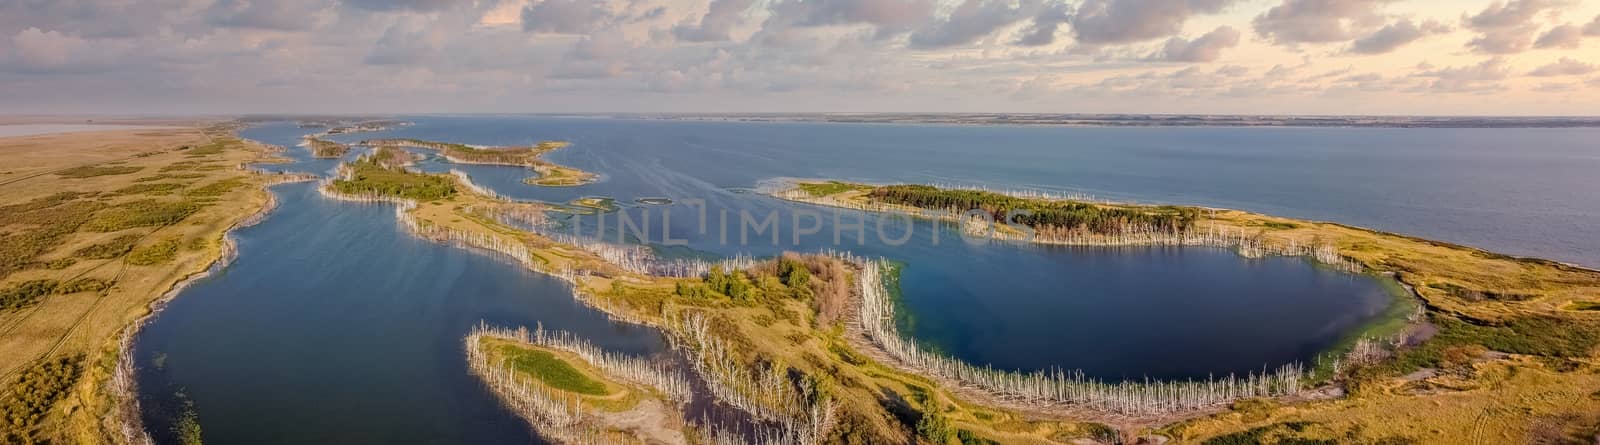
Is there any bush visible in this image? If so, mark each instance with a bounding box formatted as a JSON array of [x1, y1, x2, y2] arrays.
[[1, 355, 82, 436], [916, 409, 955, 444], [1, 280, 59, 311]]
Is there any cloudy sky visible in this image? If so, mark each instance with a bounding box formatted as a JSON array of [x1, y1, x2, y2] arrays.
[[3, 0, 1597, 115]]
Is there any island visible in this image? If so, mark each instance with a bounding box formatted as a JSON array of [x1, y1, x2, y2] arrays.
[[362, 138, 597, 186]]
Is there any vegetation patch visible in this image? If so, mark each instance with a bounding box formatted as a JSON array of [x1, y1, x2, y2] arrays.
[[127, 237, 181, 266], [84, 200, 203, 232], [1, 280, 60, 311], [73, 234, 143, 259], [133, 173, 206, 182], [0, 198, 104, 279], [56, 277, 111, 294], [184, 141, 227, 156], [306, 137, 350, 158], [114, 182, 187, 196], [330, 152, 456, 201], [799, 181, 871, 197], [54, 165, 143, 178], [1, 355, 83, 442], [186, 178, 247, 197], [491, 343, 610, 396]]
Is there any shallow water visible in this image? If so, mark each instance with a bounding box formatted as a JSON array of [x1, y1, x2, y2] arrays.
[[0, 123, 171, 137]]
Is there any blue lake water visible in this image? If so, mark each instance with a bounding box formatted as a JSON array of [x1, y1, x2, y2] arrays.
[[135, 117, 1598, 443]]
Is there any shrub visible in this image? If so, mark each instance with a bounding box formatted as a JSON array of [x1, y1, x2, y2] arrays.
[[1, 355, 82, 436], [916, 408, 955, 444], [1, 280, 59, 311]]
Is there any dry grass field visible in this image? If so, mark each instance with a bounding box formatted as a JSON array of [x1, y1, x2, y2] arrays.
[[0, 124, 285, 444]]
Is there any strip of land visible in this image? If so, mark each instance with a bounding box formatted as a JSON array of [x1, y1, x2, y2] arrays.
[[0, 124, 304, 444], [363, 138, 596, 186]]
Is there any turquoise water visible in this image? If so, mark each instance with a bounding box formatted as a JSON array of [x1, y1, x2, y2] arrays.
[[135, 116, 1599, 443]]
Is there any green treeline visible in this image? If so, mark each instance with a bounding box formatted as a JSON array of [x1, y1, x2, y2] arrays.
[[868, 185, 1200, 235]]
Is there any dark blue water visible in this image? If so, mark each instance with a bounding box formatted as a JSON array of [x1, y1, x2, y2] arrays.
[[136, 117, 1590, 443], [133, 153, 665, 443]]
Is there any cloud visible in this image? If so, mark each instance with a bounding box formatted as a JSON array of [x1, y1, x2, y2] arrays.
[[1348, 19, 1449, 54], [2, 28, 110, 74], [1413, 57, 1510, 93], [522, 0, 612, 34], [1528, 57, 1596, 76], [1463, 0, 1572, 54], [764, 0, 934, 33], [343, 0, 459, 12], [1014, 1, 1072, 46], [1147, 26, 1240, 62], [1587, 15, 1600, 36], [552, 31, 632, 79], [206, 0, 333, 31], [1071, 0, 1237, 46], [1534, 23, 1584, 48], [364, 20, 436, 65], [1253, 0, 1390, 46], [673, 0, 755, 42], [908, 0, 1037, 49]]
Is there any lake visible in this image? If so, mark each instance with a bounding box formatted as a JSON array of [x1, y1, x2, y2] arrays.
[[137, 116, 1597, 443]]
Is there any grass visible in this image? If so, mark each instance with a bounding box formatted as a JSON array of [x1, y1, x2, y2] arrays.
[[54, 166, 143, 178], [799, 180, 871, 197], [133, 173, 206, 182], [186, 178, 247, 197], [491, 343, 611, 396], [72, 234, 143, 259], [83, 199, 203, 232], [113, 182, 187, 196], [0, 199, 103, 279], [127, 237, 181, 266]]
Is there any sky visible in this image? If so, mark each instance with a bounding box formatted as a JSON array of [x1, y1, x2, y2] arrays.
[[1, 0, 1597, 116]]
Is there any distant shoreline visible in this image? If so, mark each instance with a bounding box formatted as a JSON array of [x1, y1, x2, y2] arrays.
[[571, 113, 1600, 129]]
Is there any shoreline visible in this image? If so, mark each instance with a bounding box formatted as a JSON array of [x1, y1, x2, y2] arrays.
[[103, 146, 316, 444]]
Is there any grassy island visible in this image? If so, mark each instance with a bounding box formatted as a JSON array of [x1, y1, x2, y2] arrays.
[[328, 147, 454, 201], [0, 123, 304, 444], [363, 138, 596, 187]]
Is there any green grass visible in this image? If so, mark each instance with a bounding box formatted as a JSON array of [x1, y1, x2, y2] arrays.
[[186, 178, 246, 197], [54, 166, 143, 178], [72, 234, 143, 259], [56, 278, 110, 294], [127, 237, 180, 266], [493, 343, 610, 396], [83, 200, 203, 232], [798, 181, 870, 197], [113, 183, 186, 196], [133, 173, 206, 182], [1349, 313, 1600, 393]]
